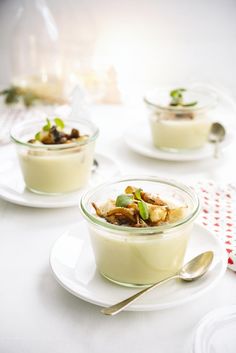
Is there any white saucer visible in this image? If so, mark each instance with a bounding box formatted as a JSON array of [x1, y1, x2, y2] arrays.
[[50, 222, 227, 311], [0, 151, 120, 208], [124, 122, 233, 161], [192, 305, 236, 353]]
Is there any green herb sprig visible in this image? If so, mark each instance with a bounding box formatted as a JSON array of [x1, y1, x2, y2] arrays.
[[43, 118, 51, 131], [116, 188, 150, 220], [138, 201, 149, 220], [133, 189, 149, 220], [115, 194, 134, 208], [169, 88, 197, 107], [0, 86, 38, 107], [34, 117, 65, 140], [0, 85, 67, 108], [54, 117, 65, 129]]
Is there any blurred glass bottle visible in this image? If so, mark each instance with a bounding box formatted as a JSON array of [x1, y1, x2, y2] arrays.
[[10, 0, 67, 104], [56, 0, 101, 102], [10, 0, 120, 105]]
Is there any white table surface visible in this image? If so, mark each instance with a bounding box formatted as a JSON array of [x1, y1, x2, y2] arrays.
[[0, 105, 236, 353]]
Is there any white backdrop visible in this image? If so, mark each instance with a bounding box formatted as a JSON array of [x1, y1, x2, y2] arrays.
[[0, 0, 236, 101]]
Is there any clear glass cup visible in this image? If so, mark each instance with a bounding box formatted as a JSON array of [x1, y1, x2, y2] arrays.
[[80, 176, 200, 287], [10, 0, 68, 104], [192, 305, 236, 353], [144, 87, 218, 152], [10, 119, 99, 194]]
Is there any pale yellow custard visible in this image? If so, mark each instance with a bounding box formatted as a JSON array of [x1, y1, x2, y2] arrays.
[[145, 87, 217, 151], [88, 222, 192, 286], [11, 118, 98, 195], [19, 144, 94, 194], [150, 113, 211, 150], [85, 184, 194, 287]]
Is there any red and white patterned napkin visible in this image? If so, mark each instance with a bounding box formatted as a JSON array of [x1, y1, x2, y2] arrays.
[[194, 180, 236, 271]]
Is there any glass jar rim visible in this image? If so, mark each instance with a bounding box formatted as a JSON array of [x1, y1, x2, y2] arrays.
[[10, 118, 99, 150], [80, 176, 200, 236], [144, 86, 218, 113]]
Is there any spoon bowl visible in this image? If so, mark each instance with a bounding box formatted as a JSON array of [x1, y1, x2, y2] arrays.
[[179, 251, 214, 281], [101, 251, 214, 316], [209, 122, 226, 143]]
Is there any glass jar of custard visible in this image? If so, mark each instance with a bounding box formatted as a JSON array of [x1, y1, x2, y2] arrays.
[[144, 86, 218, 152]]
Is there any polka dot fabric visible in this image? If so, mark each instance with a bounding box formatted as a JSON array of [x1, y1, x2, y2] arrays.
[[194, 181, 236, 271]]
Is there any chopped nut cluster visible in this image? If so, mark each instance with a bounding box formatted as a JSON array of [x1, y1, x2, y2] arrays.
[[92, 185, 187, 228], [28, 118, 88, 145], [174, 112, 194, 120], [159, 111, 194, 121], [28, 126, 87, 145]]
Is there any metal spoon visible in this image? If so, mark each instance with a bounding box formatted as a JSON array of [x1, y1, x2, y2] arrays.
[[101, 251, 214, 316], [208, 122, 226, 158], [91, 159, 99, 173]]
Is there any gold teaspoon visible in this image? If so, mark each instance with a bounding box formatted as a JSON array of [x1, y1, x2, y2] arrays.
[[101, 251, 214, 316], [208, 122, 226, 158]]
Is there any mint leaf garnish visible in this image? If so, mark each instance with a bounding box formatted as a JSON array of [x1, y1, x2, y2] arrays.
[[115, 194, 133, 207], [134, 188, 143, 200], [35, 132, 41, 140], [54, 117, 65, 129], [170, 88, 186, 98], [43, 118, 51, 131], [169, 88, 197, 107], [138, 200, 149, 220], [182, 101, 197, 107]]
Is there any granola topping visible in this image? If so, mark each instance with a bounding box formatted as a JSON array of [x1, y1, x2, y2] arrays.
[[92, 185, 187, 228], [28, 118, 89, 145]]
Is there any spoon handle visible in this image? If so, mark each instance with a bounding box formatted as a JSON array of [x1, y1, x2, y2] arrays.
[[214, 141, 219, 158], [101, 274, 178, 316]]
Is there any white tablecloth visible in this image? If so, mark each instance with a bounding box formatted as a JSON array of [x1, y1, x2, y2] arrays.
[[0, 105, 236, 353]]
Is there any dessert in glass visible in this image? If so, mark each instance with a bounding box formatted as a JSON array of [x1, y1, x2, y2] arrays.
[[144, 87, 218, 151], [80, 176, 200, 287], [11, 118, 99, 194]]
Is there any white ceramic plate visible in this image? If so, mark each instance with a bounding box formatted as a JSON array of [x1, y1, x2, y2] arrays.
[[50, 222, 227, 311], [192, 305, 236, 353], [0, 152, 120, 208], [124, 122, 233, 161]]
